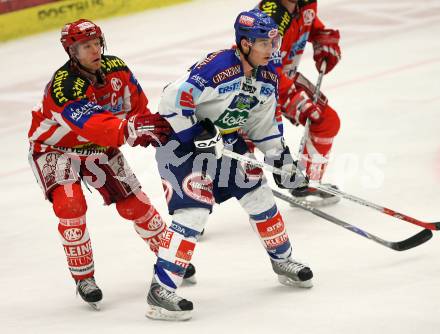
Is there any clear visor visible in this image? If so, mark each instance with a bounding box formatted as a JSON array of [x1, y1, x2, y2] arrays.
[[250, 35, 282, 53]]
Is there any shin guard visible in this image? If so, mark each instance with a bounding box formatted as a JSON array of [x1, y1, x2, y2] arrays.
[[52, 184, 94, 280], [116, 192, 167, 254]]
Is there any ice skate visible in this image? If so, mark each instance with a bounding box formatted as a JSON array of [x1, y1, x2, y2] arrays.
[[76, 276, 103, 310], [289, 183, 340, 207], [146, 278, 193, 321], [182, 262, 197, 284], [271, 258, 313, 288]]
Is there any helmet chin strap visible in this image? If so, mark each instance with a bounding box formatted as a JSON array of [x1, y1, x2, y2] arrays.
[[239, 39, 259, 70]]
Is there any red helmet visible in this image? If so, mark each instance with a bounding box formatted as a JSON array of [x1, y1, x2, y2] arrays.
[[60, 19, 103, 53]]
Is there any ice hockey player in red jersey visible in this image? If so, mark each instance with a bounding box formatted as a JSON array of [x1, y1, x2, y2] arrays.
[[258, 0, 342, 206], [27, 19, 195, 310]]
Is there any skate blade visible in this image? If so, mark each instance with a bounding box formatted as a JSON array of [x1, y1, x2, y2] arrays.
[[278, 275, 313, 288], [289, 195, 341, 208], [87, 301, 101, 311], [145, 305, 192, 321]]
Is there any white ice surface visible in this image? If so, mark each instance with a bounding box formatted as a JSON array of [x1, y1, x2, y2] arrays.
[[1, 0, 440, 333]]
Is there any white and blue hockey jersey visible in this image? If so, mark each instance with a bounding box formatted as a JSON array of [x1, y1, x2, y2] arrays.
[[158, 48, 285, 155]]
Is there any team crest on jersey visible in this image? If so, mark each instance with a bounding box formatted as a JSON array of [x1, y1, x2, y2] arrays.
[[111, 77, 123, 91], [302, 9, 315, 25]]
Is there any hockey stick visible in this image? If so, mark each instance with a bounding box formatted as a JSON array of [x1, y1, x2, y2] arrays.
[[311, 184, 440, 231], [221, 149, 440, 231], [297, 62, 326, 159], [271, 189, 433, 251]]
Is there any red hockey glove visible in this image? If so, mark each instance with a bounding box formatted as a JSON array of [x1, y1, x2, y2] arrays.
[[283, 89, 323, 126], [124, 114, 171, 147], [312, 29, 341, 74]]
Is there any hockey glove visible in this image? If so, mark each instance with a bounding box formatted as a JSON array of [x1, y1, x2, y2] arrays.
[[283, 89, 323, 126], [124, 113, 171, 147], [194, 119, 224, 159], [269, 146, 309, 190], [312, 29, 341, 74]]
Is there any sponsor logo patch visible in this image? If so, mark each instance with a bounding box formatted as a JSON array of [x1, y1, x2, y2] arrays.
[[62, 100, 103, 129], [179, 88, 196, 109], [257, 218, 284, 238], [147, 214, 163, 231], [190, 74, 208, 88], [52, 70, 69, 105], [218, 81, 241, 94], [260, 70, 278, 84], [214, 94, 259, 131], [264, 233, 289, 249], [239, 15, 255, 27], [212, 65, 241, 84], [77, 21, 95, 31], [160, 230, 174, 249], [183, 172, 214, 205], [63, 227, 83, 242], [175, 260, 189, 269], [176, 240, 195, 262]]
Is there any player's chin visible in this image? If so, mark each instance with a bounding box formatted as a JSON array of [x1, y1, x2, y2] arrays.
[[91, 59, 102, 70], [259, 57, 270, 66]]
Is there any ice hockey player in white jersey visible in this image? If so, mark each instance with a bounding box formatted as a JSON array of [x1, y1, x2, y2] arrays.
[[145, 9, 313, 321]]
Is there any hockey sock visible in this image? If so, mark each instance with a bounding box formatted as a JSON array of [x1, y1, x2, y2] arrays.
[[154, 208, 207, 290], [52, 184, 94, 280], [250, 206, 292, 261]]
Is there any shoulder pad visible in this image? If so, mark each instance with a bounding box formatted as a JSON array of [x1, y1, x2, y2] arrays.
[[298, 0, 317, 9], [101, 55, 128, 74], [259, 0, 292, 36], [50, 64, 90, 107], [193, 49, 228, 71], [258, 67, 278, 86], [188, 49, 242, 88]]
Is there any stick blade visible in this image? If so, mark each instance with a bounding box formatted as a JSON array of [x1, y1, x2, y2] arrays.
[[391, 229, 433, 251]]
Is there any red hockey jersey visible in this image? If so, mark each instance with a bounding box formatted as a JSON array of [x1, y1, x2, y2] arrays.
[[259, 0, 325, 104], [28, 55, 150, 153]]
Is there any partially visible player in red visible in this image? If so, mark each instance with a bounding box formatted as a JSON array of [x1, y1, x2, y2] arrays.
[[259, 0, 341, 205], [27, 19, 195, 310]]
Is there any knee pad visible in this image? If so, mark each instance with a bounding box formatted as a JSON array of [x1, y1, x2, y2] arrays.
[[311, 105, 340, 138], [239, 185, 276, 217], [52, 183, 87, 219], [172, 208, 210, 233], [116, 192, 151, 221]]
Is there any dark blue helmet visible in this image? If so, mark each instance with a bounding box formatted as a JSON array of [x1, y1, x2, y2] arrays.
[[234, 9, 279, 47]]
